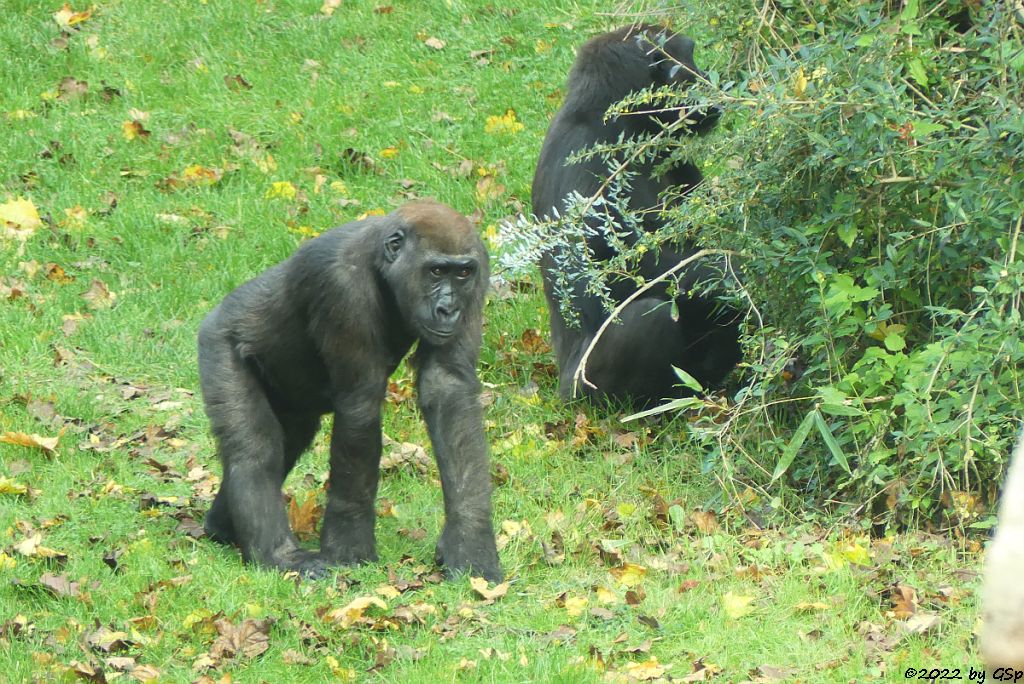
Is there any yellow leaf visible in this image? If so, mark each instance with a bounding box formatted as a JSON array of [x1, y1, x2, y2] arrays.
[[794, 601, 830, 612], [722, 591, 755, 619], [320, 0, 341, 16], [622, 658, 666, 681], [609, 562, 647, 588], [53, 3, 93, 29], [469, 576, 510, 602], [0, 553, 15, 570], [0, 476, 28, 495], [329, 180, 349, 194], [62, 205, 88, 228], [375, 584, 401, 599], [180, 165, 222, 186], [265, 181, 297, 200], [484, 109, 524, 135], [122, 120, 149, 141], [793, 68, 809, 98], [380, 147, 399, 159], [563, 596, 588, 617], [256, 153, 277, 173], [408, 84, 424, 94], [840, 541, 871, 566], [0, 197, 43, 234], [322, 596, 387, 627], [595, 586, 620, 604], [535, 39, 553, 54], [0, 431, 59, 453]]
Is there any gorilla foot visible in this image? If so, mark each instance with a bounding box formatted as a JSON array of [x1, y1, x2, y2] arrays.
[[267, 548, 331, 580], [436, 525, 503, 583], [203, 514, 238, 546]]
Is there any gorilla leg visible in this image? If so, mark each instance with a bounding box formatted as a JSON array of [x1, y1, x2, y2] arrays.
[[564, 297, 735, 407], [205, 410, 320, 546], [417, 352, 501, 582], [318, 390, 385, 565], [200, 334, 326, 575]]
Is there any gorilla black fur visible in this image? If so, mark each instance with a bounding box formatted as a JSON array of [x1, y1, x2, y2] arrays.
[[531, 24, 741, 407], [198, 200, 502, 581]]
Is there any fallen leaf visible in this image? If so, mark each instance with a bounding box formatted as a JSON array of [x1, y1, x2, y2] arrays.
[[209, 617, 273, 660], [620, 657, 667, 681], [320, 0, 341, 15], [609, 563, 647, 588], [423, 37, 445, 50], [0, 197, 42, 239], [53, 4, 92, 29], [321, 596, 387, 628], [286, 491, 322, 541], [901, 613, 941, 635], [722, 591, 755, 619], [469, 576, 509, 602], [224, 73, 252, 91], [0, 476, 28, 495], [57, 76, 89, 101], [38, 572, 81, 597], [81, 279, 115, 308], [1, 431, 59, 453]]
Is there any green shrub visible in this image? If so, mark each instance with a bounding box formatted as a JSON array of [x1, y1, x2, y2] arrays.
[[507, 0, 1024, 527]]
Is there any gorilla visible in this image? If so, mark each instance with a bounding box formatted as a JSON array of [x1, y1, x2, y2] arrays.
[[531, 24, 741, 408], [197, 200, 502, 581]]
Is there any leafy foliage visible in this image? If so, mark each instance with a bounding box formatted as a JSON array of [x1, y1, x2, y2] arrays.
[[508, 0, 1024, 525]]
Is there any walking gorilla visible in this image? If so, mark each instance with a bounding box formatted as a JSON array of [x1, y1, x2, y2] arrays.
[[531, 24, 741, 408], [198, 200, 502, 581]]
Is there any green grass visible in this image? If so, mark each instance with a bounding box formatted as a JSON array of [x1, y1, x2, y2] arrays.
[[0, 1, 984, 681]]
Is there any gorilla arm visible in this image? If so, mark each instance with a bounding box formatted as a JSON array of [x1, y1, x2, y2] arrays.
[[415, 340, 502, 582]]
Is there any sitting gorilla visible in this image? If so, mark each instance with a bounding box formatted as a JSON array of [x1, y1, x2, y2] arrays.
[[531, 24, 741, 408], [198, 200, 502, 581]]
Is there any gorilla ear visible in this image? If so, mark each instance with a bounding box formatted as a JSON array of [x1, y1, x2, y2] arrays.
[[384, 229, 405, 263]]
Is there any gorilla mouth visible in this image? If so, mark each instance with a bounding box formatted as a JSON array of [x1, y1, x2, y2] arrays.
[[424, 326, 455, 339]]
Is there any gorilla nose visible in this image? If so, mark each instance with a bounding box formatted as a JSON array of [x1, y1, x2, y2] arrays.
[[434, 305, 460, 324]]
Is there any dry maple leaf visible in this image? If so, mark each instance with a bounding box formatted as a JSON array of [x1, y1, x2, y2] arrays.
[[209, 617, 273, 661], [286, 490, 322, 541]]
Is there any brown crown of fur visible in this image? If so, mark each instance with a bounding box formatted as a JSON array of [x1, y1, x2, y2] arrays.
[[396, 200, 478, 254]]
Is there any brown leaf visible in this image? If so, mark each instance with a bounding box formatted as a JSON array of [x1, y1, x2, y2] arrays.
[[39, 572, 81, 597], [86, 625, 134, 653], [44, 262, 75, 284], [691, 510, 719, 534], [81, 279, 115, 309], [423, 37, 445, 50], [209, 617, 273, 660], [286, 490, 323, 541], [57, 76, 89, 101], [890, 583, 918, 619], [224, 73, 252, 91]]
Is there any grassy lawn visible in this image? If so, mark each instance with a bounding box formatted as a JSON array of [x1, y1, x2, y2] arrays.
[[0, 1, 986, 681]]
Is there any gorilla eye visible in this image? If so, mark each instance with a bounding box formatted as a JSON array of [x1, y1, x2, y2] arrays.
[[430, 266, 444, 277], [457, 267, 472, 279]]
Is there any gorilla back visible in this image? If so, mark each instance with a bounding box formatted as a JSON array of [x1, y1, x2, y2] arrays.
[[531, 24, 740, 408], [198, 200, 502, 581]]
